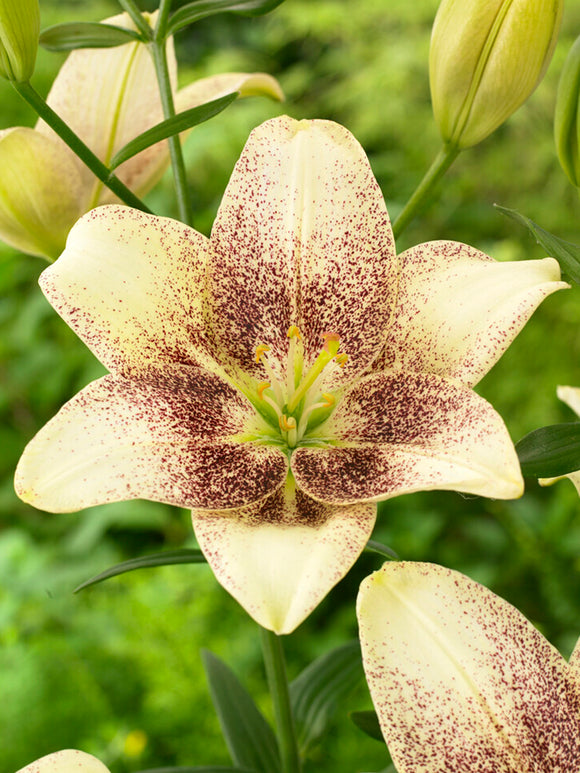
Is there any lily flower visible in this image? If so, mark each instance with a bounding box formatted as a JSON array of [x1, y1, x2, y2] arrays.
[[16, 750, 110, 773], [540, 385, 580, 493], [357, 561, 580, 772], [15, 116, 565, 634], [0, 12, 283, 260]]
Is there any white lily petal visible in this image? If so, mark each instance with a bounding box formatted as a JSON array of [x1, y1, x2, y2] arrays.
[[175, 71, 284, 113], [374, 241, 567, 387], [193, 477, 376, 634], [358, 561, 580, 773], [16, 750, 110, 773]]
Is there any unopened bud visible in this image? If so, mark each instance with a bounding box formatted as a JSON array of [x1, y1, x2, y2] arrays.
[[0, 0, 40, 82], [555, 36, 580, 187], [430, 0, 563, 150]]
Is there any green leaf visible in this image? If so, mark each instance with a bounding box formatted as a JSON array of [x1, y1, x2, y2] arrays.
[[168, 0, 285, 34], [74, 548, 207, 592], [202, 650, 281, 773], [137, 768, 255, 773], [290, 640, 364, 755], [516, 422, 580, 477], [109, 93, 238, 169], [364, 539, 399, 560], [39, 22, 143, 52], [495, 204, 580, 284], [350, 710, 384, 742]]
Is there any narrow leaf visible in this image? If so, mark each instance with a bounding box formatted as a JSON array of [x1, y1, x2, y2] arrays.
[[350, 710, 384, 742], [202, 650, 281, 773], [290, 640, 364, 754], [364, 539, 399, 560], [40, 22, 143, 52], [74, 548, 207, 592], [168, 0, 284, 34], [109, 93, 238, 169], [137, 767, 255, 773], [495, 204, 580, 283], [516, 422, 580, 477]]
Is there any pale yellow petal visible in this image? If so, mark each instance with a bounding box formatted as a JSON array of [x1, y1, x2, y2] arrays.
[[16, 750, 110, 773], [373, 241, 567, 387], [193, 477, 376, 634], [0, 127, 83, 259], [174, 71, 284, 113], [358, 562, 580, 772]]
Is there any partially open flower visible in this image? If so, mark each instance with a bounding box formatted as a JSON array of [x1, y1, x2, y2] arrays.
[[16, 750, 110, 773], [15, 116, 565, 634], [358, 561, 580, 772], [0, 12, 282, 259], [540, 385, 580, 493], [0, 0, 39, 82], [430, 0, 563, 149]]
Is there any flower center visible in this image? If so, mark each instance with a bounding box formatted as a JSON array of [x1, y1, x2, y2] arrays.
[[253, 326, 347, 449]]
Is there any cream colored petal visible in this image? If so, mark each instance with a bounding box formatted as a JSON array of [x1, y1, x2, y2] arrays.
[[292, 371, 523, 504], [373, 241, 567, 387], [15, 372, 287, 513], [206, 115, 397, 386], [36, 13, 174, 207], [569, 636, 580, 679], [16, 749, 110, 773], [39, 205, 220, 377], [175, 71, 284, 113], [192, 477, 376, 634], [539, 386, 580, 492], [357, 562, 580, 773], [0, 128, 83, 259]]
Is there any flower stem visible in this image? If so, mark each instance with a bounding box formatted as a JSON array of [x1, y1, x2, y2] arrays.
[[260, 627, 301, 773], [391, 144, 460, 241], [150, 1, 193, 226], [117, 0, 154, 39], [11, 80, 152, 213]]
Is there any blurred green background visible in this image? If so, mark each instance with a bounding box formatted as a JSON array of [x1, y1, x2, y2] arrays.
[[2, 0, 580, 771]]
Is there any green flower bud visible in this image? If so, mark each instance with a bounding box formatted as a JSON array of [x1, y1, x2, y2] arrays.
[[430, 0, 563, 150], [555, 36, 580, 187], [0, 0, 40, 82]]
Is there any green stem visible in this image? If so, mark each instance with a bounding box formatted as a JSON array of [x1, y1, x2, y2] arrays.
[[150, 3, 192, 226], [12, 80, 152, 213], [392, 144, 460, 241], [260, 627, 301, 773], [117, 0, 153, 39]]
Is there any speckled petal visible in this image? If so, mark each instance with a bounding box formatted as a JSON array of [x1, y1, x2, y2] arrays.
[[192, 477, 376, 634], [206, 116, 396, 384], [36, 13, 172, 208], [15, 372, 287, 513], [357, 562, 580, 773], [539, 385, 580, 493], [40, 205, 218, 378], [16, 750, 110, 773], [373, 241, 566, 387], [292, 371, 522, 503]]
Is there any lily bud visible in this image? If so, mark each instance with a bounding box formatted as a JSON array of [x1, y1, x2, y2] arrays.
[[0, 0, 40, 82], [555, 37, 580, 187], [430, 0, 563, 150]]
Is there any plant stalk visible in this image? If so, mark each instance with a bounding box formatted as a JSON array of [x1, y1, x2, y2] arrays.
[[117, 0, 154, 38], [260, 627, 302, 773]]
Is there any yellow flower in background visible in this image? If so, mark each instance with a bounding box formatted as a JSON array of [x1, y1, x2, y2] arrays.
[[0, 12, 283, 260], [540, 385, 580, 494], [358, 561, 580, 772], [15, 116, 564, 634], [0, 0, 39, 82], [16, 750, 110, 773], [430, 0, 563, 149]]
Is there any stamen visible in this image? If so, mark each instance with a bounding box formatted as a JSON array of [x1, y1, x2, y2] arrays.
[[335, 353, 348, 368], [321, 393, 335, 407], [279, 414, 296, 432], [257, 382, 271, 399], [287, 325, 302, 341], [255, 344, 271, 364], [297, 393, 335, 437]]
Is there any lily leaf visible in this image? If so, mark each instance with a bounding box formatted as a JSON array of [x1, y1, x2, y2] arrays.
[[202, 650, 281, 773], [168, 0, 285, 34], [364, 539, 399, 560], [109, 93, 238, 169], [40, 22, 143, 52], [495, 204, 580, 284], [74, 548, 207, 592], [350, 710, 384, 742], [290, 640, 364, 755], [137, 768, 255, 773], [516, 422, 580, 477]]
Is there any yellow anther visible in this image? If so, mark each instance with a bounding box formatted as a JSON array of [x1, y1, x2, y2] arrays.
[[279, 414, 296, 432], [287, 325, 302, 341], [321, 331, 341, 356], [335, 353, 348, 368], [321, 393, 335, 408], [257, 382, 271, 399], [255, 344, 271, 364]]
